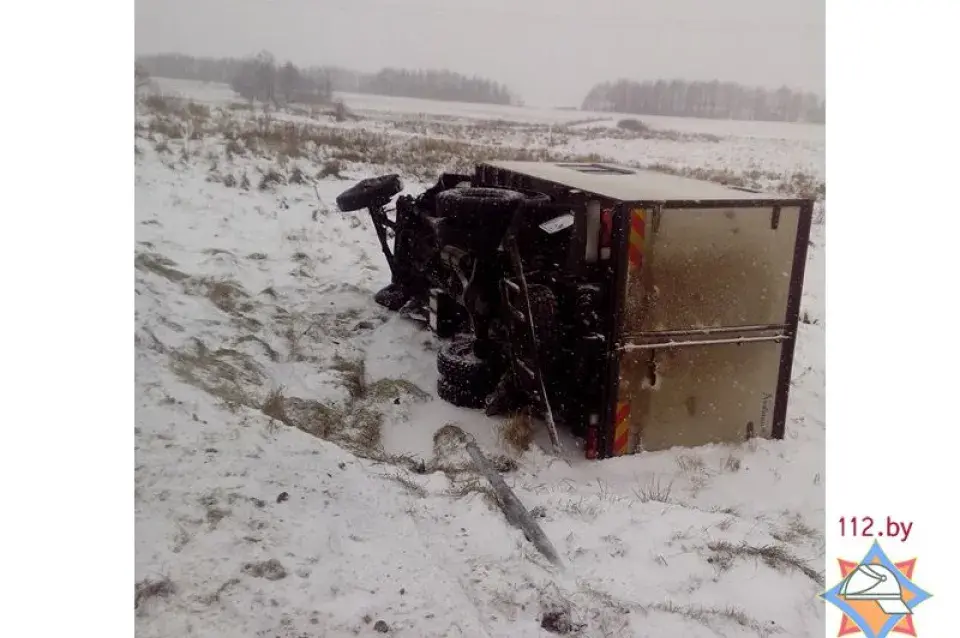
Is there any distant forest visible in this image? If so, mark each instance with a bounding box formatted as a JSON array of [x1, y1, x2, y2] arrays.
[[136, 53, 517, 106], [336, 68, 516, 106], [138, 53, 333, 104], [137, 53, 824, 122], [582, 79, 824, 123]]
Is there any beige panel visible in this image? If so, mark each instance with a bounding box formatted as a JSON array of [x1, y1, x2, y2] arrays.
[[617, 340, 783, 453], [623, 206, 800, 334]]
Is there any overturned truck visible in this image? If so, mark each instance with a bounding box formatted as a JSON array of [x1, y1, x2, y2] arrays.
[[336, 161, 813, 459]]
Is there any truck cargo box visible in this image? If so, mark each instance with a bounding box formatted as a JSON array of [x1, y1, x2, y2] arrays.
[[478, 161, 812, 458]]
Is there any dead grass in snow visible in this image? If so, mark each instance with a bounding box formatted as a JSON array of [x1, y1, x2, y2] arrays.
[[633, 476, 674, 503], [707, 540, 824, 586], [136, 95, 824, 199], [170, 338, 265, 409], [135, 252, 189, 283], [135, 575, 176, 610], [498, 409, 534, 452], [771, 511, 823, 547], [572, 583, 783, 637], [258, 368, 428, 457]]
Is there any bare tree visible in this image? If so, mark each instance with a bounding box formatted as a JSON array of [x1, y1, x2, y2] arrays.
[[277, 62, 302, 104], [231, 51, 278, 105], [253, 51, 276, 104]]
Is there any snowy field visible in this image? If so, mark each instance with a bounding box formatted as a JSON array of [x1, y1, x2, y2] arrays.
[[153, 77, 825, 142], [135, 79, 825, 637]]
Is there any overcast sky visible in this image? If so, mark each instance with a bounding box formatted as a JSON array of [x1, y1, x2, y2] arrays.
[[135, 0, 824, 107]]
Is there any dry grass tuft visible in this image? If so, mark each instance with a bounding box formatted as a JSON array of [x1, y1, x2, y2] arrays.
[[225, 138, 245, 157], [143, 94, 176, 114], [676, 453, 713, 494], [722, 453, 742, 472], [381, 470, 428, 497], [196, 578, 241, 606], [191, 278, 255, 315], [135, 252, 189, 283], [258, 383, 384, 453], [170, 339, 265, 408], [347, 404, 381, 449], [432, 422, 468, 457], [318, 159, 344, 179], [331, 355, 366, 400], [197, 492, 232, 529], [281, 324, 313, 363], [258, 167, 286, 191], [633, 476, 674, 503], [365, 378, 430, 402], [555, 496, 602, 521], [651, 601, 777, 637], [499, 410, 534, 452], [186, 102, 211, 119], [707, 540, 824, 586], [234, 334, 280, 362], [135, 575, 176, 609], [771, 512, 822, 546], [288, 164, 308, 184], [261, 387, 289, 424], [446, 477, 498, 505], [676, 453, 705, 473], [149, 117, 186, 140], [205, 504, 231, 528], [260, 387, 346, 438], [580, 584, 778, 637], [242, 558, 287, 580]]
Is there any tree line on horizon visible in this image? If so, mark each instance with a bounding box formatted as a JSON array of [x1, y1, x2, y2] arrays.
[[582, 78, 824, 123], [135, 53, 516, 107], [351, 68, 516, 106], [136, 53, 823, 123], [136, 52, 332, 105]]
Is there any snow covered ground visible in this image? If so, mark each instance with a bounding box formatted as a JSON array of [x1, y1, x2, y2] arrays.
[[153, 78, 825, 142], [135, 82, 825, 637], [150, 78, 825, 192]]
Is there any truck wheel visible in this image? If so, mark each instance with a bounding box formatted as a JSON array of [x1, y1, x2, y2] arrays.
[[437, 375, 490, 409], [437, 338, 498, 387], [435, 187, 524, 221], [373, 283, 409, 311], [336, 174, 403, 212]]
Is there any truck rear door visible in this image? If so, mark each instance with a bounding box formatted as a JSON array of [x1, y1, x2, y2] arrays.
[[606, 202, 812, 455]]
